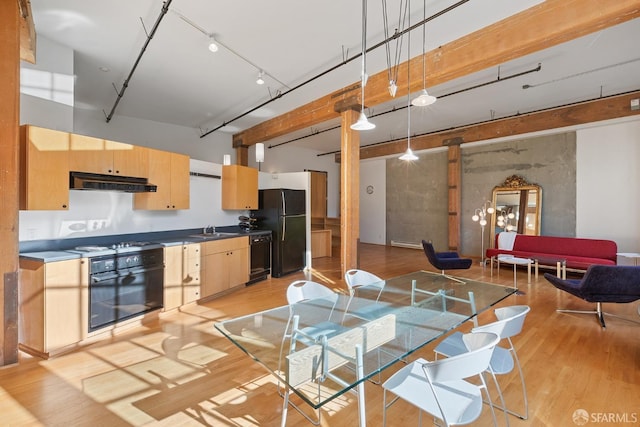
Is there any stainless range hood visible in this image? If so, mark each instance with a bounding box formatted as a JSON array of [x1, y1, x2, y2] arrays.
[[69, 171, 157, 193]]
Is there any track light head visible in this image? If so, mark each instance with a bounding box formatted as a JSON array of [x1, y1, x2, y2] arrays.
[[256, 70, 265, 85], [208, 36, 219, 52]]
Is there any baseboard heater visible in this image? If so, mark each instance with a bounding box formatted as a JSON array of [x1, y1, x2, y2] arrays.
[[390, 240, 423, 250]]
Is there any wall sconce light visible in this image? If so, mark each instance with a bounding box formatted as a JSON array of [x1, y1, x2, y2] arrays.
[[255, 143, 264, 170], [472, 200, 495, 265], [223, 154, 231, 165]]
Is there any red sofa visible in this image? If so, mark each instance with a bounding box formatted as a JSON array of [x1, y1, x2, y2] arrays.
[[486, 234, 618, 271]]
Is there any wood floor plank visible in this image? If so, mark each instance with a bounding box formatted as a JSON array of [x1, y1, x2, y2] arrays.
[[1, 244, 639, 426]]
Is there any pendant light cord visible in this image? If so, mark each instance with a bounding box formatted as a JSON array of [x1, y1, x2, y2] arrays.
[[361, 0, 368, 86], [421, 0, 427, 90], [382, 0, 409, 89], [407, 0, 411, 148]]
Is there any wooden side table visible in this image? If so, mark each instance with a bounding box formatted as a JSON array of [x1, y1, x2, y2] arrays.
[[532, 256, 567, 280]]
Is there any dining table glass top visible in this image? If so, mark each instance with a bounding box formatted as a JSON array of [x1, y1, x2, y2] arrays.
[[214, 270, 516, 409]]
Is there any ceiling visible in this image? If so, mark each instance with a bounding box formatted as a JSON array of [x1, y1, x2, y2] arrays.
[[29, 0, 640, 156]]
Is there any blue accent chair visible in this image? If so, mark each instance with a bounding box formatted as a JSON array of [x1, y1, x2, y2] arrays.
[[422, 240, 473, 275], [543, 265, 640, 328]]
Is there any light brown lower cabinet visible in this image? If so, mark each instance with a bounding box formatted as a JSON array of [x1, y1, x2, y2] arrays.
[[19, 258, 88, 358], [202, 237, 249, 297], [17, 238, 249, 358], [163, 243, 202, 311]]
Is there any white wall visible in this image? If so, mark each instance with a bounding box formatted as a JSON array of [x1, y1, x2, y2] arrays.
[[576, 119, 640, 252], [360, 158, 386, 244], [249, 144, 341, 217], [73, 108, 232, 163], [20, 36, 74, 130], [20, 36, 235, 164]]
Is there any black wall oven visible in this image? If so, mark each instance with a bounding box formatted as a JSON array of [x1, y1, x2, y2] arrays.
[[88, 246, 164, 332]]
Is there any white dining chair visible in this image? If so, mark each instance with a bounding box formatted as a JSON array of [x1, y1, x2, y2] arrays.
[[280, 280, 346, 426], [344, 269, 384, 295], [382, 331, 501, 426], [434, 305, 531, 420]]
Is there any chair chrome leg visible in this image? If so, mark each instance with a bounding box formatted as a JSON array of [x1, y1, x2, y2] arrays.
[[596, 302, 606, 328], [557, 302, 640, 329]]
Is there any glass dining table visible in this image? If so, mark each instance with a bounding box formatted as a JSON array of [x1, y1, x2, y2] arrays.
[[214, 270, 516, 426]]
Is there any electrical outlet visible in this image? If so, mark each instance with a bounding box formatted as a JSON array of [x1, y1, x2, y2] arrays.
[[631, 98, 639, 111]]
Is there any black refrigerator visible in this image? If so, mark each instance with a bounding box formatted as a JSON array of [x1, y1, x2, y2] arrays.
[[254, 189, 306, 277]]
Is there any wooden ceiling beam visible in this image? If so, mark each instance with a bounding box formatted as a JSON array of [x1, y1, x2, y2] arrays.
[[18, 0, 36, 64], [344, 90, 640, 161], [233, 0, 640, 147]]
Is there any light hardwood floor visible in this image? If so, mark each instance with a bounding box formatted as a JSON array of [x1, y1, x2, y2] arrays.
[[1, 244, 639, 426]]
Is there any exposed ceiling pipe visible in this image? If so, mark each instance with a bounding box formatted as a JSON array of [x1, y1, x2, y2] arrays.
[[199, 0, 471, 138], [105, 0, 173, 123]]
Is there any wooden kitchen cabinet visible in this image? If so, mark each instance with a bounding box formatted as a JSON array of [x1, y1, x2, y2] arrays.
[[202, 237, 249, 297], [19, 125, 70, 210], [133, 148, 190, 210], [221, 164, 258, 210], [69, 134, 149, 177], [164, 243, 202, 311], [19, 258, 88, 358]]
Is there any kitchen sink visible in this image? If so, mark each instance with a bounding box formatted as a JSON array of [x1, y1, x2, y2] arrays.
[[188, 232, 238, 239]]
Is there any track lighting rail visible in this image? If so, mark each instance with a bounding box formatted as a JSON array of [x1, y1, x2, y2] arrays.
[[105, 0, 173, 123], [199, 0, 471, 138]]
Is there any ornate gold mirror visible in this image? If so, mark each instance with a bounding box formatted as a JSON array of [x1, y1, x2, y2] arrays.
[[491, 175, 542, 240]]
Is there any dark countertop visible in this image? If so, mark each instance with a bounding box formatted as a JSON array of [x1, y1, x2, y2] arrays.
[[19, 228, 272, 262], [19, 251, 83, 263]]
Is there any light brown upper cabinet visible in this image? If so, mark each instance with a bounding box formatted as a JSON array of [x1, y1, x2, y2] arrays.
[[20, 125, 70, 210], [221, 165, 258, 210], [133, 148, 190, 210], [69, 134, 148, 178]]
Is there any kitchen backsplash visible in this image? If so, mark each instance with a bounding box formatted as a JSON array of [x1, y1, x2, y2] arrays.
[[19, 159, 239, 242]]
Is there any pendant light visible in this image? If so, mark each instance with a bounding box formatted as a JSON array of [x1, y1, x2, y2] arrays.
[[255, 143, 264, 171], [411, 0, 437, 107], [351, 0, 375, 131], [400, 0, 418, 161]]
